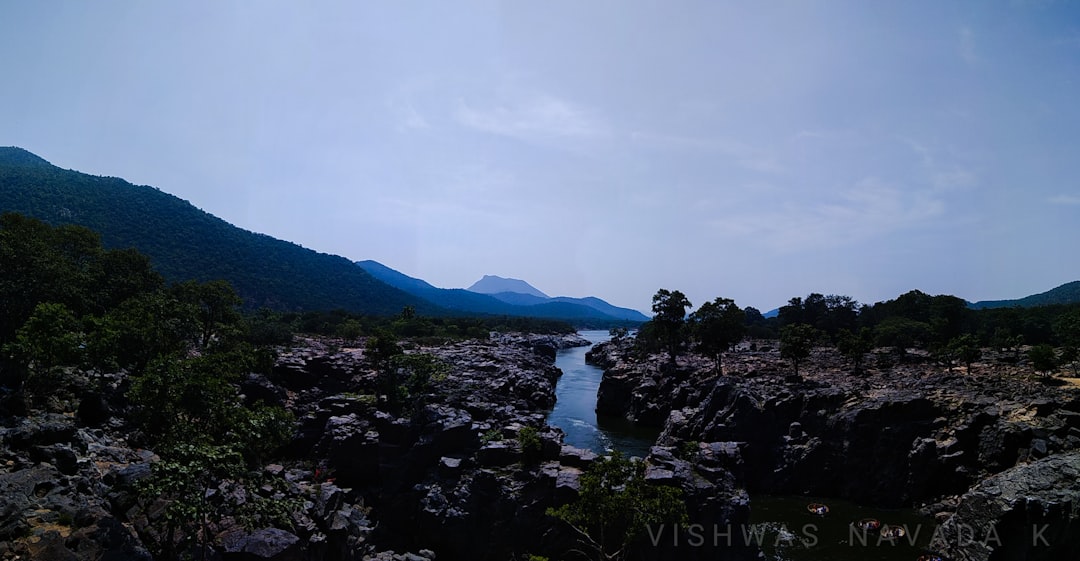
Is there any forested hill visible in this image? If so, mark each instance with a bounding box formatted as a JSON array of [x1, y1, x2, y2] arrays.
[[0, 147, 438, 315], [970, 281, 1080, 310]]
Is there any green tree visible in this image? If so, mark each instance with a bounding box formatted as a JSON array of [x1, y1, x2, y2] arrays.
[[949, 334, 982, 374], [547, 452, 687, 561], [173, 280, 243, 350], [1028, 344, 1058, 377], [836, 328, 873, 372], [389, 352, 448, 417], [650, 289, 692, 363], [4, 302, 84, 406], [689, 297, 745, 371], [517, 425, 543, 464], [780, 324, 818, 376]]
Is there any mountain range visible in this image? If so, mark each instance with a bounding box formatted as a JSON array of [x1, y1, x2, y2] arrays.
[[356, 264, 649, 322], [0, 147, 645, 322]]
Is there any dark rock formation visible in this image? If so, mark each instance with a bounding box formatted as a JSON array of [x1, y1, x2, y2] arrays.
[[930, 450, 1080, 561], [591, 337, 1080, 510]]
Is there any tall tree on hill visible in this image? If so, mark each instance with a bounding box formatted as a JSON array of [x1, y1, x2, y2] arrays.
[[651, 289, 692, 363], [690, 297, 745, 371]]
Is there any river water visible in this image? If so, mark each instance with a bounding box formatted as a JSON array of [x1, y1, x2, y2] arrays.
[[546, 330, 658, 457], [545, 330, 940, 561]]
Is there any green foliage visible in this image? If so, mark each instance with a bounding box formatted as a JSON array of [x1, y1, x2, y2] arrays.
[[173, 279, 243, 349], [1028, 344, 1058, 376], [518, 425, 543, 463], [0, 212, 163, 346], [128, 345, 296, 559], [836, 328, 873, 371], [547, 452, 687, 561], [1060, 345, 1079, 376], [650, 289, 692, 362], [7, 302, 83, 370], [780, 324, 818, 376], [389, 352, 449, 417], [873, 316, 930, 356], [778, 293, 860, 337], [689, 297, 745, 370], [480, 428, 503, 444], [949, 334, 982, 373], [677, 440, 700, 462]]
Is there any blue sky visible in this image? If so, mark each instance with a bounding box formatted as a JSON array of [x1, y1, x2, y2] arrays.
[[2, 1, 1079, 313]]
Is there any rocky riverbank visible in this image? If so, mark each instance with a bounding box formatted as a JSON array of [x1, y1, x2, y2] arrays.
[[589, 337, 1080, 558], [0, 332, 758, 561]]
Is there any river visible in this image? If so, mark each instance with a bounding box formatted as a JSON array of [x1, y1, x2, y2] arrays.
[[546, 330, 658, 458], [545, 330, 939, 561]]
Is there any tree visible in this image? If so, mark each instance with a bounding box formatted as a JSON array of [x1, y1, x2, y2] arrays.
[[780, 324, 818, 376], [4, 302, 84, 406], [650, 289, 691, 363], [547, 452, 687, 561], [949, 334, 982, 374], [173, 280, 243, 350], [1028, 344, 1058, 377], [836, 328, 873, 372], [366, 329, 404, 406], [689, 297, 745, 371], [389, 352, 448, 417]]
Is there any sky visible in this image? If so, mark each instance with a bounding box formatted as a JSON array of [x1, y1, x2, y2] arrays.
[[2, 1, 1079, 313]]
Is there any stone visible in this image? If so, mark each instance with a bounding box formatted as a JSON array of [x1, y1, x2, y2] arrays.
[[220, 527, 301, 561]]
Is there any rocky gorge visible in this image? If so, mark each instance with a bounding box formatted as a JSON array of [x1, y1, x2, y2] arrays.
[[0, 332, 759, 561], [590, 337, 1080, 560]]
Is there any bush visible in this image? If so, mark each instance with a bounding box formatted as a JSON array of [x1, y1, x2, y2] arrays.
[[518, 426, 543, 463]]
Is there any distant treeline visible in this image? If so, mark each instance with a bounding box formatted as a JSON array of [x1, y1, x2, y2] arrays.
[[635, 288, 1080, 372]]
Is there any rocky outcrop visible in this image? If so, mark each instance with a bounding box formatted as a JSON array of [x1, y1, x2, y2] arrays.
[[930, 450, 1080, 561], [591, 338, 1080, 509]]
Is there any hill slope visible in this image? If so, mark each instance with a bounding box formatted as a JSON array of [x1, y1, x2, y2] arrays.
[[970, 281, 1080, 310], [0, 147, 437, 315], [356, 260, 642, 321]]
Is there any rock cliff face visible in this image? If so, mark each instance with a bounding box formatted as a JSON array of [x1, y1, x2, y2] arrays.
[[590, 339, 1080, 516], [930, 450, 1080, 561], [0, 332, 758, 561]]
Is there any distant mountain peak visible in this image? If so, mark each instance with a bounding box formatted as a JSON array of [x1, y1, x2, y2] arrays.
[[467, 275, 549, 298]]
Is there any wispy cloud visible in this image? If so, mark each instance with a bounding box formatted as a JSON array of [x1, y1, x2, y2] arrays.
[[710, 178, 945, 252], [959, 26, 978, 65], [1047, 194, 1080, 205], [899, 136, 979, 191], [455, 94, 605, 140], [629, 131, 784, 174]]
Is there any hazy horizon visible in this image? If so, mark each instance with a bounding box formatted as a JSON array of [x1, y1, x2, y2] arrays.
[[3, 1, 1079, 313]]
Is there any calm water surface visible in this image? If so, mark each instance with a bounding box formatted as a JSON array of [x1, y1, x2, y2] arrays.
[[546, 330, 658, 457], [749, 495, 939, 561]]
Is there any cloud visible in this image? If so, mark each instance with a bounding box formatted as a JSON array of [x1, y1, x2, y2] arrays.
[[455, 93, 605, 140], [959, 26, 978, 65], [899, 136, 979, 191], [629, 131, 784, 174], [709, 178, 945, 252], [1047, 194, 1080, 205], [932, 167, 978, 190]]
